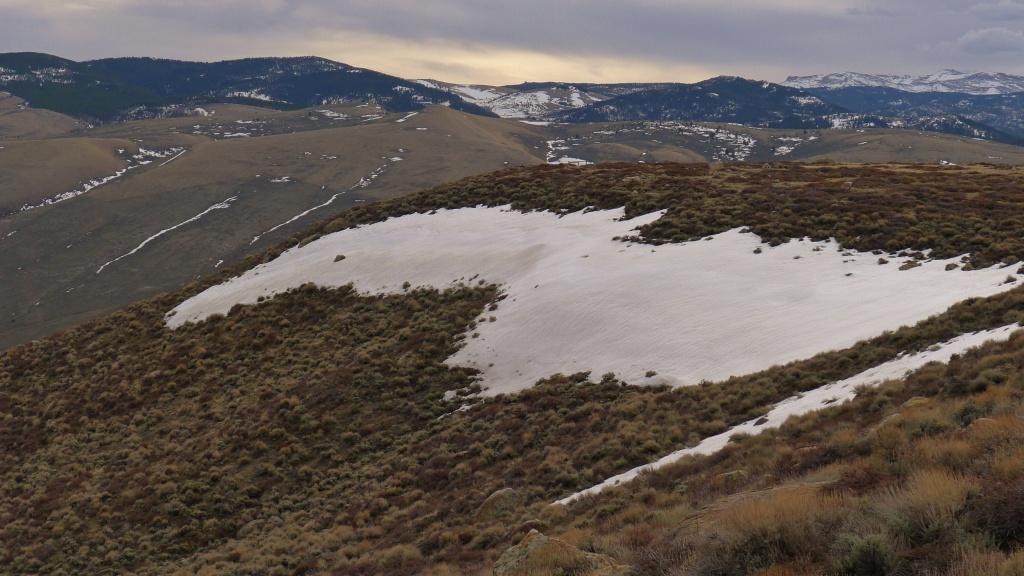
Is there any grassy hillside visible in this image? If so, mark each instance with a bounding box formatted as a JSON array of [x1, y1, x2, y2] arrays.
[[0, 105, 541, 349], [0, 92, 80, 139], [4, 163, 1024, 575], [0, 137, 137, 215]]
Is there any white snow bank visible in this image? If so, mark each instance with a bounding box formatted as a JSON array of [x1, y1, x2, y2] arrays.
[[555, 323, 1020, 505], [316, 109, 349, 120], [168, 206, 1018, 394], [225, 90, 280, 103], [551, 156, 592, 165], [450, 85, 504, 104]]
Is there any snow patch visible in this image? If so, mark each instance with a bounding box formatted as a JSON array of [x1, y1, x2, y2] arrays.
[[225, 90, 282, 102], [552, 156, 592, 165], [316, 109, 349, 120], [169, 207, 1017, 397], [450, 85, 505, 105]]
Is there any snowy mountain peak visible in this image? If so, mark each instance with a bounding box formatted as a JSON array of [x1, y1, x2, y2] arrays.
[[413, 80, 649, 119], [782, 70, 1024, 95]]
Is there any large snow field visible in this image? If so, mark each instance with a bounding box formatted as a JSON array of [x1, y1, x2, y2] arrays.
[[555, 322, 1021, 504], [168, 206, 1019, 395]]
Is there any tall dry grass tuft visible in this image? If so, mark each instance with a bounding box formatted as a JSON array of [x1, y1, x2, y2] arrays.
[[882, 469, 977, 544], [946, 549, 1024, 576], [911, 437, 978, 471], [964, 415, 1024, 450], [689, 485, 850, 575], [709, 485, 849, 536], [989, 449, 1024, 481]]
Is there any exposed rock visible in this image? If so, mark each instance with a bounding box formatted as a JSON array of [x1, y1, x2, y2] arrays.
[[515, 518, 549, 534], [865, 412, 903, 440], [236, 519, 263, 538], [475, 487, 523, 521], [968, 417, 998, 429], [901, 397, 931, 409], [712, 469, 749, 490], [493, 530, 630, 576]]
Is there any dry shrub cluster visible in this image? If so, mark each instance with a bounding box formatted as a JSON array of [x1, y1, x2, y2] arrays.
[[553, 329, 1024, 576]]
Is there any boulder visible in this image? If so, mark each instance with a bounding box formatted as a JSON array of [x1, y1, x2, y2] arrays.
[[475, 487, 523, 521], [493, 530, 630, 576]]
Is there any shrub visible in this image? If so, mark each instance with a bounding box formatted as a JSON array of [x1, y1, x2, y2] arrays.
[[966, 477, 1024, 550], [832, 534, 898, 576], [694, 485, 849, 575], [882, 469, 976, 545]]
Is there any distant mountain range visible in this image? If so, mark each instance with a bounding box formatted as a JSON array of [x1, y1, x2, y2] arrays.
[[413, 79, 660, 119], [783, 70, 1024, 95], [0, 52, 493, 121], [551, 77, 843, 128], [5, 52, 1024, 145]]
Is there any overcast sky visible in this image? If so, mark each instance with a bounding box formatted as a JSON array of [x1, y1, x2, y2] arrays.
[[3, 0, 1024, 84]]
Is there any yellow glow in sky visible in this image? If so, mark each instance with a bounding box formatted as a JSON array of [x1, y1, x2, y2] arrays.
[[302, 33, 720, 85]]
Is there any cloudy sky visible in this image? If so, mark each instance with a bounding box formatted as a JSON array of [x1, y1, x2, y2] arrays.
[[3, 0, 1024, 84]]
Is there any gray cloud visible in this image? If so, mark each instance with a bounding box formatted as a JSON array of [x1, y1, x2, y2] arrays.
[[970, 0, 1024, 19], [1, 0, 1024, 83], [953, 26, 1024, 53]]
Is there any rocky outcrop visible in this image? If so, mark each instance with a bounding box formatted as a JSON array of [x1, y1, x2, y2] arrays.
[[493, 530, 630, 576]]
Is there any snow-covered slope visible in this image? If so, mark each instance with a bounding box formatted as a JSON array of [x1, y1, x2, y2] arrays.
[[483, 86, 606, 118], [169, 206, 1017, 396], [783, 70, 1024, 95], [414, 80, 642, 118], [414, 81, 506, 106]]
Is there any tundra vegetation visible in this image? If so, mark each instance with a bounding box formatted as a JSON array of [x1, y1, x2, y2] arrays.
[[3, 162, 1024, 575]]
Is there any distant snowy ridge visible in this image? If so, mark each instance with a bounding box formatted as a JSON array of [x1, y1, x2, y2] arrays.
[[413, 80, 620, 118], [783, 70, 1024, 95]]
